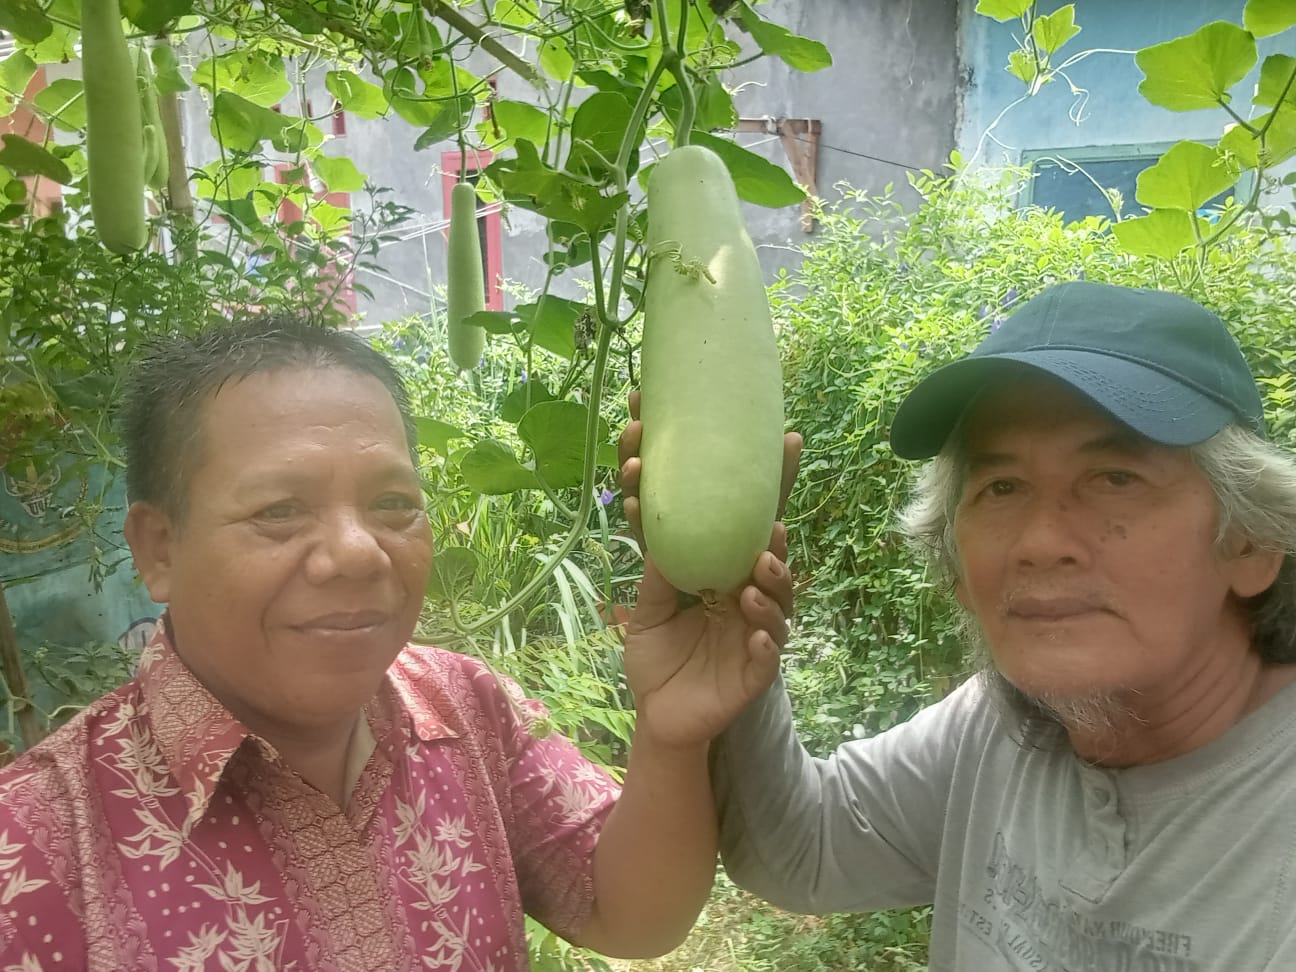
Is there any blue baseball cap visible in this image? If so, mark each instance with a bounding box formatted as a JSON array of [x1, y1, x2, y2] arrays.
[[889, 281, 1266, 460]]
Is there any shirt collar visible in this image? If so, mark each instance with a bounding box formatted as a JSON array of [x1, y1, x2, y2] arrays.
[[137, 615, 458, 831]]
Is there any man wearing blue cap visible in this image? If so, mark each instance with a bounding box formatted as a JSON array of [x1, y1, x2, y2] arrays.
[[622, 281, 1296, 969]]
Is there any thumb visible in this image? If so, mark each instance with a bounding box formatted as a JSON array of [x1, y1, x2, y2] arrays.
[[741, 630, 781, 703], [629, 556, 680, 630]]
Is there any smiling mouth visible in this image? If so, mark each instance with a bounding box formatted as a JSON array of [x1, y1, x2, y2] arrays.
[[296, 611, 390, 632]]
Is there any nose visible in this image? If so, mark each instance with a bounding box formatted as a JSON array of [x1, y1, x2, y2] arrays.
[[306, 509, 389, 582], [1011, 495, 1087, 570]]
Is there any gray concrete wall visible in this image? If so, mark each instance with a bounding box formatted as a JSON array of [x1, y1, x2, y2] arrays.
[[171, 1, 961, 328]]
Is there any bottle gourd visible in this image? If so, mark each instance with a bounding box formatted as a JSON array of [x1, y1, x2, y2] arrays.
[[639, 144, 785, 597]]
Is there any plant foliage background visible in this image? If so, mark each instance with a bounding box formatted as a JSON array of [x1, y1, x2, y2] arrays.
[[1, 0, 1296, 968]]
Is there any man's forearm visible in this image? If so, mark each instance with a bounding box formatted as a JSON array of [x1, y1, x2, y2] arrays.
[[576, 730, 716, 959]]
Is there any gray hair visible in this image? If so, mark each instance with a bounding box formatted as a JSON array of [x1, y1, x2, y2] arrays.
[[900, 422, 1296, 739]]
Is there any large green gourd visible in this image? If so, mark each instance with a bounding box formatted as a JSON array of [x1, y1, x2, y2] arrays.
[[82, 0, 148, 254], [446, 181, 487, 371], [639, 144, 785, 596]]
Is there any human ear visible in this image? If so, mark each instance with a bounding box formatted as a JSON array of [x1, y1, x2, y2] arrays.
[[124, 502, 176, 603], [1224, 533, 1284, 600]]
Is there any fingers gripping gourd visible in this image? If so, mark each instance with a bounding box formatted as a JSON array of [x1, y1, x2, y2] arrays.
[[446, 182, 487, 371], [639, 145, 785, 597], [82, 0, 148, 254]]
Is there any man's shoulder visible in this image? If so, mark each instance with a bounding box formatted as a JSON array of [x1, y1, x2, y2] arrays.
[[0, 681, 139, 826], [389, 644, 541, 734]]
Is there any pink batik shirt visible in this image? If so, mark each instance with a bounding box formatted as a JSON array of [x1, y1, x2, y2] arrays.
[[0, 622, 620, 971]]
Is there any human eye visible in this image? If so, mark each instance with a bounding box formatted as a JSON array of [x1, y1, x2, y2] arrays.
[[374, 492, 422, 523], [1096, 469, 1140, 489], [253, 500, 303, 523]]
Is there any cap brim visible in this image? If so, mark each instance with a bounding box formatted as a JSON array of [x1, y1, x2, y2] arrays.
[[889, 350, 1235, 460]]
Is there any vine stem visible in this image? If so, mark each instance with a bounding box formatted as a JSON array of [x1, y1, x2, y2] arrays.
[[446, 0, 694, 635]]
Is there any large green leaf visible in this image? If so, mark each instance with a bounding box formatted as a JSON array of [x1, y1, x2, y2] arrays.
[[460, 439, 537, 494], [1228, 107, 1296, 168], [1032, 5, 1080, 55], [151, 44, 189, 95], [539, 35, 575, 82], [566, 92, 636, 182], [122, 0, 192, 33], [211, 92, 319, 153], [974, 0, 1032, 21], [521, 296, 586, 360], [32, 79, 84, 132], [1134, 141, 1239, 210], [735, 3, 831, 72], [1245, 0, 1296, 38], [18, 1, 77, 66], [487, 140, 627, 234], [325, 71, 388, 119], [194, 50, 291, 108], [492, 0, 538, 28], [689, 130, 806, 207], [481, 99, 550, 149], [385, 65, 472, 134], [312, 154, 366, 193], [1112, 209, 1208, 260], [518, 401, 611, 488], [0, 134, 72, 185], [1136, 21, 1256, 111], [426, 546, 478, 601], [0, 52, 38, 119], [661, 75, 737, 134], [500, 380, 556, 423], [1256, 54, 1296, 108], [414, 415, 466, 455], [0, 0, 52, 43]]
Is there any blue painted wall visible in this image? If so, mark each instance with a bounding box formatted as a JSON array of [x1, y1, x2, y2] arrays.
[[957, 0, 1296, 165]]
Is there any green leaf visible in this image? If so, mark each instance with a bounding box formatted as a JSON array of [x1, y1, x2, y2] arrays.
[[426, 545, 478, 601], [194, 50, 291, 108], [1245, 0, 1296, 38], [975, 0, 1033, 21], [661, 75, 737, 134], [0, 0, 52, 43], [1136, 21, 1256, 112], [459, 439, 537, 494], [211, 92, 319, 153], [1007, 48, 1038, 85], [1220, 121, 1263, 169], [31, 78, 83, 132], [461, 309, 528, 336], [1032, 5, 1080, 55], [278, 4, 325, 35], [501, 380, 556, 423], [1111, 209, 1206, 260], [516, 296, 586, 359], [325, 71, 388, 119], [1134, 141, 1239, 210], [566, 92, 635, 182], [151, 44, 189, 95], [312, 155, 366, 193], [0, 134, 72, 184], [518, 401, 610, 489], [414, 415, 466, 455], [0, 52, 38, 119], [539, 35, 575, 82], [492, 0, 537, 28], [735, 3, 832, 72], [1255, 54, 1296, 108], [385, 65, 471, 133], [121, 0, 192, 33], [689, 131, 806, 207], [487, 139, 627, 234], [1239, 108, 1296, 167], [481, 99, 550, 149]]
